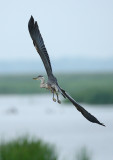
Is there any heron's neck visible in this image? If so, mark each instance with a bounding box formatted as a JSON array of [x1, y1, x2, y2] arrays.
[[40, 77, 47, 88], [40, 77, 45, 84]]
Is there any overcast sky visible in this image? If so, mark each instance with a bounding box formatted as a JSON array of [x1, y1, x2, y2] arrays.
[[0, 0, 113, 61]]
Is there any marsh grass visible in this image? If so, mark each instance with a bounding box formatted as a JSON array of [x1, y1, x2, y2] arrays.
[[0, 73, 113, 104], [0, 136, 57, 160], [0, 136, 92, 160], [76, 147, 91, 160]]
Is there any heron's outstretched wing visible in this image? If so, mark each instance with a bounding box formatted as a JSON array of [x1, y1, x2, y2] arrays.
[[28, 16, 53, 78], [60, 88, 105, 126]]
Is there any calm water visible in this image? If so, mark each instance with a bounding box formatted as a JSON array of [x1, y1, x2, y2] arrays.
[[0, 95, 112, 160]]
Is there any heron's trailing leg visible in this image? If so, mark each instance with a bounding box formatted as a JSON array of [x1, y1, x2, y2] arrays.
[[56, 92, 61, 104], [52, 91, 56, 102]]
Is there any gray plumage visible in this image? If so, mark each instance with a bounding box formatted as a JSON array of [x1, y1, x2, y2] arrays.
[[28, 16, 105, 127], [28, 16, 53, 77]]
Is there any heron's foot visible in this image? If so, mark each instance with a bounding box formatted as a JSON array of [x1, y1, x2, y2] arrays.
[[53, 98, 56, 102], [57, 100, 61, 104]]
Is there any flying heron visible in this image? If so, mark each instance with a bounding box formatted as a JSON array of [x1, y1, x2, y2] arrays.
[[28, 16, 105, 126]]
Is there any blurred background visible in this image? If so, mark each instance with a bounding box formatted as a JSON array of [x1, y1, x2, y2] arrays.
[[0, 0, 113, 160]]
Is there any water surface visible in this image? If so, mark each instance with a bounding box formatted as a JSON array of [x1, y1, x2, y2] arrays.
[[0, 95, 112, 160]]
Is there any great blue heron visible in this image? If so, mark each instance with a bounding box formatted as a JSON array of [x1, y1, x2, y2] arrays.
[[28, 16, 105, 126]]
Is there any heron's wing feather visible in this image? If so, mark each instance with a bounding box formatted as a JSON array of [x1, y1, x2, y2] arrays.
[[60, 88, 105, 126], [28, 16, 53, 78]]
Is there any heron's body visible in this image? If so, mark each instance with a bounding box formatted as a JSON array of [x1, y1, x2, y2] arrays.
[[28, 16, 105, 126], [40, 78, 56, 91]]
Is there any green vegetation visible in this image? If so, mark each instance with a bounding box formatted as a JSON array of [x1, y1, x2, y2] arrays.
[[0, 74, 44, 94], [0, 136, 92, 160], [0, 137, 57, 160], [58, 73, 113, 104], [0, 73, 113, 104], [76, 147, 91, 160]]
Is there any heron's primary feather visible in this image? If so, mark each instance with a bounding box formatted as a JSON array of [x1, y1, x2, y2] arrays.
[[28, 16, 53, 78], [60, 88, 105, 126]]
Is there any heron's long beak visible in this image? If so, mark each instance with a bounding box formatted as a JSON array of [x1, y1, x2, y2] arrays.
[[33, 77, 39, 80]]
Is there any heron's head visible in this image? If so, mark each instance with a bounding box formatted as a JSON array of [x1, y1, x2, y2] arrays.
[[33, 75, 44, 80]]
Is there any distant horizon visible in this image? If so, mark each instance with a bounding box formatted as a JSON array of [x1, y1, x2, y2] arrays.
[[1, 55, 113, 62], [0, 57, 113, 74]]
